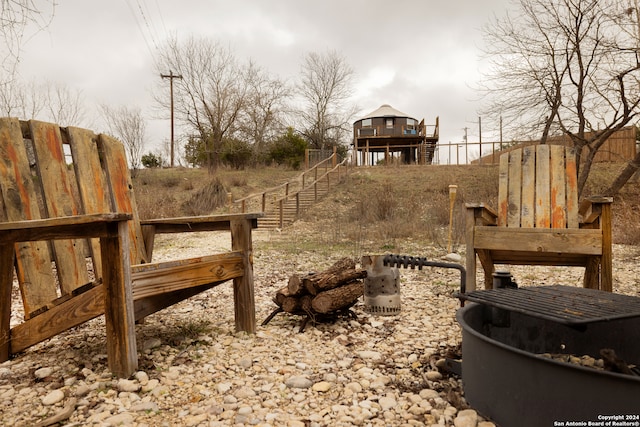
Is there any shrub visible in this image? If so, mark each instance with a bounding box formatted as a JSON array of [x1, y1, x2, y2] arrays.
[[184, 136, 207, 168], [221, 138, 254, 169], [141, 152, 163, 168], [181, 177, 228, 215], [267, 127, 308, 169]]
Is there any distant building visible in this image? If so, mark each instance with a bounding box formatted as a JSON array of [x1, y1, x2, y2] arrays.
[[352, 104, 439, 166]]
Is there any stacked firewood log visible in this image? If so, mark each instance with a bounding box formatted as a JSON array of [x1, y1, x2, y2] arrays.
[[263, 258, 367, 331]]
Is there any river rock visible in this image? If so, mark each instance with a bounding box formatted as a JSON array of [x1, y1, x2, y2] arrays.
[[41, 389, 65, 405]]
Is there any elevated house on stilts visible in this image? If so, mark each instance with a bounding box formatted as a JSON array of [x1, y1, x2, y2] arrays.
[[352, 104, 439, 166]]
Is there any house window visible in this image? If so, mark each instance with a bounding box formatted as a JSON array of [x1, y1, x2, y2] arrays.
[[406, 118, 416, 130], [362, 118, 372, 127], [386, 118, 394, 129]]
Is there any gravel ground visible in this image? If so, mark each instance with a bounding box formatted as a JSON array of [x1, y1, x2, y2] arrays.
[[1, 228, 639, 427]]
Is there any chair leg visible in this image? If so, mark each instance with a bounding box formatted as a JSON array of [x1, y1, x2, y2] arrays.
[[476, 249, 495, 290], [101, 221, 137, 378], [231, 218, 256, 334], [601, 261, 613, 292], [465, 249, 477, 292], [583, 258, 600, 290], [600, 202, 613, 292], [465, 210, 477, 292], [0, 243, 14, 362]]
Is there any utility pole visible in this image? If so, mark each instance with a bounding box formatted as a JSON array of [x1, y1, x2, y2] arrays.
[[478, 116, 482, 164], [462, 127, 468, 166], [500, 115, 503, 151], [160, 70, 183, 167]]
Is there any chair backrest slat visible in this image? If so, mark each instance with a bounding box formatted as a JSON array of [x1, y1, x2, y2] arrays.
[[0, 118, 57, 314], [67, 126, 113, 275], [534, 144, 551, 228], [497, 152, 509, 227], [549, 144, 567, 228], [497, 144, 579, 229], [0, 118, 148, 317], [564, 148, 579, 228], [521, 145, 536, 227], [99, 134, 147, 264], [30, 121, 90, 293]]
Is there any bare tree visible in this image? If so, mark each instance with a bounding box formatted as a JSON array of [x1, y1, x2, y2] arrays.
[[0, 78, 85, 125], [238, 62, 291, 152], [43, 81, 85, 126], [0, 78, 44, 117], [100, 104, 146, 173], [480, 0, 640, 196], [154, 35, 251, 172], [1, 0, 55, 78], [298, 50, 357, 150]]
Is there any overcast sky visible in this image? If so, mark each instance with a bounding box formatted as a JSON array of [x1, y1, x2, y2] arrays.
[[15, 0, 513, 164]]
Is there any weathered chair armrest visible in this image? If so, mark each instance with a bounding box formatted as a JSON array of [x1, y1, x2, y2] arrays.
[[465, 203, 498, 226], [140, 212, 263, 234], [579, 196, 613, 225], [0, 213, 132, 243]]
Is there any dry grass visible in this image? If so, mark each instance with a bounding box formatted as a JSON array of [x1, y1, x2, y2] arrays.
[[133, 162, 640, 246], [323, 164, 501, 252], [133, 166, 300, 219]]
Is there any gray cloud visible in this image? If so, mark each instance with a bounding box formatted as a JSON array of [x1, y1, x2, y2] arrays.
[[14, 0, 511, 162]]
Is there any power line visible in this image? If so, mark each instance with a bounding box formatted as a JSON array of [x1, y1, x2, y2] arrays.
[[136, 0, 160, 51], [124, 0, 156, 59], [153, 0, 169, 38]]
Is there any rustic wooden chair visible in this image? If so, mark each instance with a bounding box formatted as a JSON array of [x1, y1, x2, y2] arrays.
[[465, 144, 613, 292], [0, 118, 262, 377]]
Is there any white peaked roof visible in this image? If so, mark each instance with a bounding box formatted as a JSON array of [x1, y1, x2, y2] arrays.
[[359, 104, 414, 120]]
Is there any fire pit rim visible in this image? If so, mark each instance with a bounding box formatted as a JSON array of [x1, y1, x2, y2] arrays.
[[456, 302, 640, 383]]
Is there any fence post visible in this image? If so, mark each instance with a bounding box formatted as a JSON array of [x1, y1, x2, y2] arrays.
[[261, 193, 266, 212], [279, 199, 284, 229], [305, 149, 309, 170]]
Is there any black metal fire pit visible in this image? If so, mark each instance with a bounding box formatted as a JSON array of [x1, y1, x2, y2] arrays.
[[457, 294, 640, 427], [459, 284, 640, 326]]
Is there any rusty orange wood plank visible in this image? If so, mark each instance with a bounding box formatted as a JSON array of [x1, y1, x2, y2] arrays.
[[565, 147, 579, 228], [66, 126, 112, 276], [497, 154, 509, 227], [29, 120, 90, 294], [520, 145, 536, 227], [0, 118, 57, 313], [99, 134, 147, 264], [506, 149, 522, 227], [549, 144, 567, 228], [535, 144, 551, 228]]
